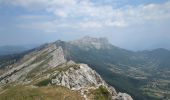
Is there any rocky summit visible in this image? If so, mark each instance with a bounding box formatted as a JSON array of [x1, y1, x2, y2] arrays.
[[0, 38, 133, 100], [70, 36, 111, 50]]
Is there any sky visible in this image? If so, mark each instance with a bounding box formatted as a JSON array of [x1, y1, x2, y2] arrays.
[[0, 0, 170, 51]]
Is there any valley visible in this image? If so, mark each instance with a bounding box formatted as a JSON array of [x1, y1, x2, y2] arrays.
[[0, 36, 169, 100]]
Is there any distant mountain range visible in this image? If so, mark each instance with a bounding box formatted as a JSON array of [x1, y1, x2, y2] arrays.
[[0, 44, 40, 56], [65, 36, 170, 100], [1, 36, 170, 100]]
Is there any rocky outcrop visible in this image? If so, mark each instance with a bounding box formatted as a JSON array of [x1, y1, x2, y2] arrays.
[[52, 64, 107, 90], [51, 62, 132, 100], [48, 45, 66, 67], [0, 44, 66, 85], [0, 41, 133, 100], [116, 93, 133, 100]]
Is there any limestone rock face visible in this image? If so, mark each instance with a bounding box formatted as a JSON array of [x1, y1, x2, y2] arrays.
[[52, 64, 109, 90], [116, 93, 133, 100], [48, 45, 66, 67], [51, 63, 132, 100], [0, 42, 133, 100], [0, 43, 66, 85]]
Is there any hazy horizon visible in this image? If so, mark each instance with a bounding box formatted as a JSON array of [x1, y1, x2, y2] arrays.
[[0, 0, 170, 51]]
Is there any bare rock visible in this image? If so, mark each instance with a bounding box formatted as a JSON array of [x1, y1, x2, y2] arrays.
[[116, 93, 133, 100]]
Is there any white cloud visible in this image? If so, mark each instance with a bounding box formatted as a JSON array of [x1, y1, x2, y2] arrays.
[[2, 0, 170, 31]]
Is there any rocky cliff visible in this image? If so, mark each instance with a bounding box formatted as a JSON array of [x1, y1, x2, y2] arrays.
[[0, 41, 133, 100]]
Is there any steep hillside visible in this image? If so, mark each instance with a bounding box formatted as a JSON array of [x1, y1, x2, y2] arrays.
[[0, 42, 133, 100], [65, 37, 170, 100], [1, 36, 169, 100]]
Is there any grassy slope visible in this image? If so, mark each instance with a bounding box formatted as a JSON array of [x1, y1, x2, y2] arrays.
[[0, 86, 84, 100], [0, 62, 112, 100], [88, 86, 112, 100]]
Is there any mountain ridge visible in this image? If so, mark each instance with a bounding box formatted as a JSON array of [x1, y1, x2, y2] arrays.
[[51, 36, 170, 100], [0, 36, 170, 100], [0, 39, 133, 100]]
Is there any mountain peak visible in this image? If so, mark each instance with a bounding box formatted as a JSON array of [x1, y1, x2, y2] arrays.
[[70, 36, 110, 49], [81, 36, 109, 44]]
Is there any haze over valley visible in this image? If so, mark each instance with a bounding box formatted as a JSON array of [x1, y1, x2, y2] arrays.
[[0, 0, 170, 100]]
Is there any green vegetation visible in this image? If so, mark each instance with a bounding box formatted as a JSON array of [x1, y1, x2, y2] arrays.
[[0, 48, 34, 70], [30, 50, 50, 64], [35, 78, 51, 87], [1, 40, 170, 100], [89, 86, 112, 100], [0, 85, 84, 100], [28, 63, 80, 87], [26, 56, 52, 79], [56, 64, 80, 72], [44, 63, 80, 74], [66, 44, 170, 100], [0, 54, 23, 69]]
